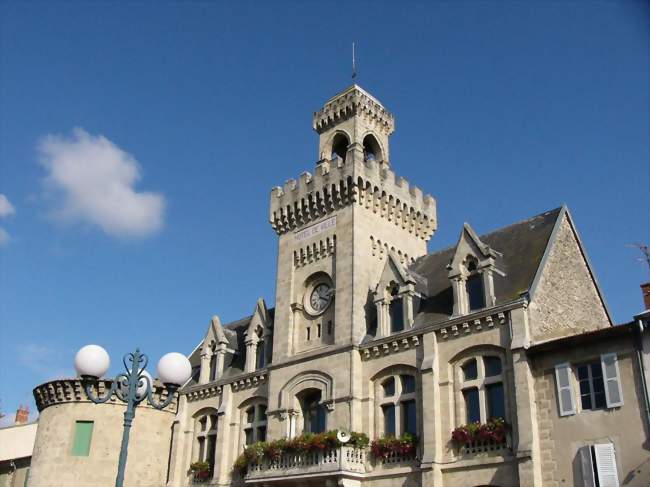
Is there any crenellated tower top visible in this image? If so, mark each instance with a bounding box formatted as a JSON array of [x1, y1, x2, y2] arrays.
[[271, 85, 436, 241]]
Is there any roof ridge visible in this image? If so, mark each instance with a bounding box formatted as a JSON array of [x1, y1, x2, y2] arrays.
[[417, 206, 563, 261]]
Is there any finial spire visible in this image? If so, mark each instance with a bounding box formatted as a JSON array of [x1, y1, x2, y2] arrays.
[[352, 42, 357, 80]]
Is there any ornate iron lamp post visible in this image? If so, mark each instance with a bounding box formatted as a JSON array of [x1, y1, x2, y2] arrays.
[[74, 344, 192, 487]]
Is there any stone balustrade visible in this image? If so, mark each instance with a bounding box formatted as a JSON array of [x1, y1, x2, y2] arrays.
[[245, 446, 367, 482]]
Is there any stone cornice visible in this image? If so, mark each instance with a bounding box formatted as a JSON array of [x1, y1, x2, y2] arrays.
[[312, 85, 395, 135], [183, 369, 268, 402], [32, 378, 177, 413]]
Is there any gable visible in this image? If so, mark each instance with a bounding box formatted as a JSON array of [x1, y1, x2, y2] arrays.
[[528, 210, 612, 342]]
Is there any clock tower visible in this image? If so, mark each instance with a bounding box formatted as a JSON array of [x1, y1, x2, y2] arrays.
[[270, 85, 437, 362]]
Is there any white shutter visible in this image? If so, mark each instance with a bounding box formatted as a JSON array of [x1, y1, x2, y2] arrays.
[[578, 446, 596, 487], [593, 443, 619, 487], [555, 363, 576, 416], [601, 353, 624, 408]]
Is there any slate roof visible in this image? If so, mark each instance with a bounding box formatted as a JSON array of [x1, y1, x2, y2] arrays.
[[409, 207, 562, 327]]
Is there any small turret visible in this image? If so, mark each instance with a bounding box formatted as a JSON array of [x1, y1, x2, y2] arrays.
[[313, 84, 395, 165]]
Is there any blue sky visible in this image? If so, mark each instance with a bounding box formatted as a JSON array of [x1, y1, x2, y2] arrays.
[[0, 1, 648, 423]]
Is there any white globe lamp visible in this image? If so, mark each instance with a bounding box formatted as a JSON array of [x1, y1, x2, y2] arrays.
[[157, 352, 191, 386], [75, 344, 110, 378]]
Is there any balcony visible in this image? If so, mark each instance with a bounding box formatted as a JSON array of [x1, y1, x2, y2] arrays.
[[243, 446, 420, 484], [244, 446, 366, 483]]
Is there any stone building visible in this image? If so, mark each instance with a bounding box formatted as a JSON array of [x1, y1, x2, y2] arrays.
[[30, 84, 650, 487], [0, 406, 37, 487]]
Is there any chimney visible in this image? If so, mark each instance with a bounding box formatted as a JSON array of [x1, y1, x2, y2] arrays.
[[642, 282, 650, 311], [15, 405, 29, 425]]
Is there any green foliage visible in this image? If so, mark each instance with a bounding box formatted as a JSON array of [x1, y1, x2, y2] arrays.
[[369, 433, 418, 460], [450, 418, 508, 447], [189, 461, 210, 472]]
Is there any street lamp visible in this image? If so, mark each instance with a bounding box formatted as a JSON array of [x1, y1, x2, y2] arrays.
[[74, 344, 191, 487]]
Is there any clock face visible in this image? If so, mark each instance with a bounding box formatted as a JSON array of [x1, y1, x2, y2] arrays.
[[309, 283, 332, 314]]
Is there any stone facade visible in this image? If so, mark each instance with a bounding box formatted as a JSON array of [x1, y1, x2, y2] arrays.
[[527, 215, 611, 342], [30, 84, 650, 487]]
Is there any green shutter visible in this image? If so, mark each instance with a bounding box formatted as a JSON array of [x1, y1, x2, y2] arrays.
[[71, 421, 94, 456]]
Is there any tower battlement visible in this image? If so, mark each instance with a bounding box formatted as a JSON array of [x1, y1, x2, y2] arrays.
[[312, 84, 395, 136], [269, 156, 437, 241]]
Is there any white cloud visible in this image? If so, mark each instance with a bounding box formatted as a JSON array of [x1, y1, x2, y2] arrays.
[[38, 128, 165, 238], [16, 343, 74, 381], [0, 228, 9, 246], [0, 194, 15, 218]]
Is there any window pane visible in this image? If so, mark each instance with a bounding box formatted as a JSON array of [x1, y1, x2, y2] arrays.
[[484, 356, 502, 377], [486, 382, 505, 420], [577, 365, 589, 381], [581, 393, 593, 410], [255, 342, 265, 369], [246, 408, 255, 423], [594, 392, 607, 409], [382, 404, 396, 436], [591, 362, 603, 379], [390, 298, 404, 332], [402, 399, 417, 436], [579, 378, 591, 396], [462, 359, 478, 381], [206, 436, 216, 472], [198, 437, 205, 460], [257, 426, 267, 443], [315, 405, 326, 434], [209, 415, 218, 431], [245, 428, 253, 445], [71, 421, 94, 456], [199, 417, 207, 431], [258, 405, 267, 421], [463, 388, 480, 423], [401, 375, 416, 394], [466, 274, 485, 311], [382, 377, 395, 397]]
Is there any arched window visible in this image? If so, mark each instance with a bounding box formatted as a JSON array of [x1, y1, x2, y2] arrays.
[[459, 355, 506, 424], [299, 389, 326, 434], [363, 134, 382, 162], [194, 411, 218, 475], [465, 258, 485, 311], [379, 373, 417, 437], [331, 133, 349, 163], [388, 284, 404, 333], [242, 403, 267, 446]]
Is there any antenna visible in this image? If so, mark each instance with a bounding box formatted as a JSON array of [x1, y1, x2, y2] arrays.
[[627, 243, 650, 273], [352, 42, 357, 80]]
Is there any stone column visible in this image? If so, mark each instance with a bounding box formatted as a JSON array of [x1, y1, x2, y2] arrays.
[[510, 307, 542, 487], [199, 349, 211, 384], [375, 299, 388, 337], [450, 276, 466, 315], [215, 388, 233, 486], [244, 338, 257, 373]]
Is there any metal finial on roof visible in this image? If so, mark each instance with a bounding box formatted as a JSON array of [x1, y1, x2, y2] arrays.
[[352, 42, 357, 80]]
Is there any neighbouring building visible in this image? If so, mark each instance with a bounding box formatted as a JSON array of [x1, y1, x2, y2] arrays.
[[30, 84, 650, 487], [0, 406, 37, 487]]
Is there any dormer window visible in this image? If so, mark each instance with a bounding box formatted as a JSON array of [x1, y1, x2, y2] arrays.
[[389, 284, 405, 333], [447, 223, 501, 316], [255, 328, 266, 369], [465, 259, 486, 311], [372, 253, 422, 338]]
